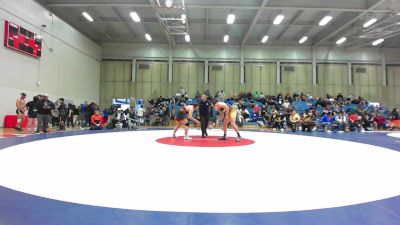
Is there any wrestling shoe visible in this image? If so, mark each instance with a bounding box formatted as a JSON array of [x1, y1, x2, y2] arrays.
[[218, 136, 228, 141], [236, 136, 242, 142], [172, 133, 177, 138], [202, 134, 206, 138], [184, 136, 192, 140]]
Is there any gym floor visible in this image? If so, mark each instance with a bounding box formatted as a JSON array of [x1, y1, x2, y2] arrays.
[[0, 128, 399, 225]]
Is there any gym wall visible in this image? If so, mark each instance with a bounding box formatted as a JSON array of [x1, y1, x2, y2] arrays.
[[0, 0, 101, 126], [100, 60, 400, 109]]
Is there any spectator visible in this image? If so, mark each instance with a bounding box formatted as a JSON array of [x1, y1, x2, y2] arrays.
[[374, 113, 387, 130], [58, 98, 67, 130], [349, 112, 361, 132], [319, 112, 332, 132], [137, 105, 145, 125], [90, 110, 103, 130], [362, 114, 374, 132], [67, 104, 75, 128], [390, 108, 400, 130], [51, 102, 60, 128], [334, 111, 348, 132], [301, 110, 313, 132], [288, 110, 300, 132], [26, 95, 39, 133], [36, 94, 55, 133]]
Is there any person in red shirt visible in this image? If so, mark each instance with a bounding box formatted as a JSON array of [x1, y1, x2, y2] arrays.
[[90, 110, 103, 130], [253, 104, 260, 116], [349, 112, 361, 131], [374, 114, 387, 130]]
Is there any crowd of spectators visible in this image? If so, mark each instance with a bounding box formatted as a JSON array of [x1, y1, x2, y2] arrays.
[[16, 88, 400, 133], [130, 88, 400, 133], [16, 93, 101, 133]]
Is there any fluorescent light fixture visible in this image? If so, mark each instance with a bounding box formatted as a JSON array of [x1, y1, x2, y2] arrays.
[[82, 12, 94, 22], [185, 34, 190, 42], [261, 35, 269, 43], [145, 33, 152, 41], [372, 38, 384, 46], [299, 36, 308, 44], [227, 13, 235, 24], [319, 16, 333, 26], [130, 12, 140, 22], [181, 14, 186, 24], [336, 37, 347, 45], [165, 0, 173, 8], [223, 34, 229, 43], [363, 18, 377, 28], [273, 15, 284, 25]]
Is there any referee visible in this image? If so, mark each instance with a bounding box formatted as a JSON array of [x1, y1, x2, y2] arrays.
[[199, 94, 211, 138]]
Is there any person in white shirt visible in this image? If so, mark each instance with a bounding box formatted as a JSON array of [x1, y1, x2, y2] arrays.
[[137, 105, 145, 125], [282, 99, 290, 109]]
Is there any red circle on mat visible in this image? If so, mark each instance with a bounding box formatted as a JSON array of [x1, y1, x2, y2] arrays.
[[156, 136, 255, 147]]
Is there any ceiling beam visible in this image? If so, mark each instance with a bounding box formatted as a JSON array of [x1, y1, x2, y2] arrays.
[[356, 31, 400, 48], [382, 36, 400, 48], [241, 0, 271, 46], [276, 10, 303, 40], [148, 0, 174, 45], [345, 14, 398, 47], [46, 3, 391, 13], [312, 0, 387, 46], [182, 0, 192, 46], [111, 7, 136, 38]]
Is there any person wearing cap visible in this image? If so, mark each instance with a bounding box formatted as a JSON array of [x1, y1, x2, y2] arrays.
[[15, 93, 27, 131], [36, 94, 55, 133]]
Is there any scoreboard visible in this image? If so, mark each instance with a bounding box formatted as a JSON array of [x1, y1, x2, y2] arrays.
[[4, 21, 42, 58]]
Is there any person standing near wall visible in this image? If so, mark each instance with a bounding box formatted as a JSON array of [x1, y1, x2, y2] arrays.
[[58, 98, 67, 131], [36, 94, 55, 134], [26, 95, 39, 133], [15, 93, 27, 132], [199, 95, 211, 138]]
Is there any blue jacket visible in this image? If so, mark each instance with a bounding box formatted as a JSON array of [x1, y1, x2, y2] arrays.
[[320, 115, 330, 123]]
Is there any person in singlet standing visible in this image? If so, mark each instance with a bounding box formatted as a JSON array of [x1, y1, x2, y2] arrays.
[[173, 104, 200, 140], [214, 101, 242, 142], [15, 93, 27, 132]]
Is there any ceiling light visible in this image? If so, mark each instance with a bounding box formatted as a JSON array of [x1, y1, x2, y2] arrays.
[[82, 12, 94, 22], [319, 16, 333, 26], [185, 34, 190, 42], [372, 38, 384, 46], [165, 0, 173, 8], [261, 35, 269, 43], [145, 33, 152, 41], [181, 14, 186, 24], [223, 34, 229, 43], [227, 13, 235, 24], [130, 12, 140, 22], [299, 36, 308, 44], [363, 18, 377, 28], [336, 37, 347, 45], [273, 15, 284, 25]]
